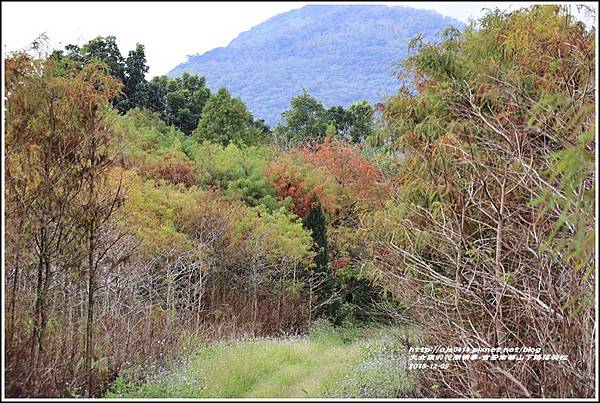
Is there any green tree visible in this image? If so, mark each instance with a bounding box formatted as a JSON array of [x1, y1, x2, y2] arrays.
[[276, 90, 329, 147], [347, 101, 374, 143], [147, 72, 211, 135], [326, 101, 373, 143], [303, 204, 328, 272], [192, 87, 259, 146], [52, 36, 152, 114], [82, 36, 126, 82], [326, 105, 352, 137], [277, 91, 374, 146], [251, 118, 273, 141], [145, 75, 169, 116], [302, 203, 341, 321], [122, 43, 149, 111]]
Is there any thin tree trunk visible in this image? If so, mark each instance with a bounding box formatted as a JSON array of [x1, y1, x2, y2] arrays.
[[494, 174, 507, 346], [196, 269, 203, 328], [84, 141, 96, 397], [8, 261, 20, 343], [38, 258, 52, 355], [84, 226, 95, 397], [308, 287, 313, 325], [30, 249, 45, 358]]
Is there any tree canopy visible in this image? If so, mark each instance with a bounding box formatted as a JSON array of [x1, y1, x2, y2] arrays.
[[193, 87, 263, 146]]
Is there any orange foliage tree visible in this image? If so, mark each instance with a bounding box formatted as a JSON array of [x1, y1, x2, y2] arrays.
[[147, 150, 197, 188], [269, 154, 338, 218], [299, 138, 389, 209]]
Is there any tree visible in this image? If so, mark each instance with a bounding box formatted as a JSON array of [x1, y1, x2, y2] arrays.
[[78, 107, 127, 397], [277, 91, 375, 146], [148, 150, 197, 188], [122, 43, 149, 111], [347, 101, 374, 143], [5, 45, 125, 396], [367, 5, 595, 397], [147, 72, 211, 135], [299, 138, 386, 206], [52, 36, 151, 114], [326, 101, 374, 143], [251, 118, 273, 141], [81, 36, 129, 112], [82, 36, 126, 82], [275, 90, 329, 147], [192, 87, 259, 146], [326, 105, 352, 138], [302, 203, 342, 322]]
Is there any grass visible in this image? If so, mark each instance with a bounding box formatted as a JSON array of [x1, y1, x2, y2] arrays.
[[105, 320, 418, 398]]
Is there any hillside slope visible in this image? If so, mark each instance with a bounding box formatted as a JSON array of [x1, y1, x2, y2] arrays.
[[168, 5, 462, 125]]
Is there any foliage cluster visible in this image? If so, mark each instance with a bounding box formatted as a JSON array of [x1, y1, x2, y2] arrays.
[[365, 4, 595, 397]]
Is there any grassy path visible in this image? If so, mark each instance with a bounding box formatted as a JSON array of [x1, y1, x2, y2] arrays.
[[106, 323, 417, 398]]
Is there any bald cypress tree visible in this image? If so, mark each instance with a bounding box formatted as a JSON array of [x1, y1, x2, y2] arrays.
[[302, 202, 342, 321]]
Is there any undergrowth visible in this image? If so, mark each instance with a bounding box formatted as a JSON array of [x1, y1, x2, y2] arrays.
[[105, 320, 420, 398]]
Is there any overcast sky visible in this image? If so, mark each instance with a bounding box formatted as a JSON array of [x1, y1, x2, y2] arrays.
[[2, 1, 596, 77]]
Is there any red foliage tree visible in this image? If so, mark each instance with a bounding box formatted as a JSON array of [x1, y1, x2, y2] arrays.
[[299, 138, 387, 203]]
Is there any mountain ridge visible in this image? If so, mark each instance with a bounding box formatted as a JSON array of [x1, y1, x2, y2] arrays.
[[168, 5, 463, 125]]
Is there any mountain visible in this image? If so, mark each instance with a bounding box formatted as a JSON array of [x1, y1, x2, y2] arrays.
[[168, 5, 463, 126]]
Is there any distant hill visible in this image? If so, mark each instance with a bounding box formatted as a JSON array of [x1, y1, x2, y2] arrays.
[[168, 5, 463, 126]]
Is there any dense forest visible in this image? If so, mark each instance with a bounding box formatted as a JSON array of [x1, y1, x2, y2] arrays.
[[3, 5, 596, 398], [169, 5, 462, 125]]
